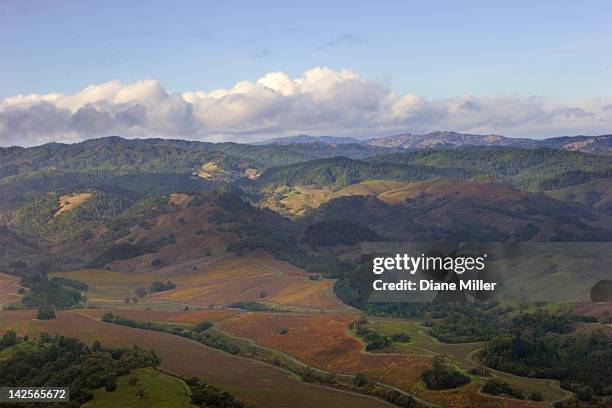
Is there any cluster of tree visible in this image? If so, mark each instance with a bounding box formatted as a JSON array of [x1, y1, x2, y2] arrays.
[[149, 280, 176, 293], [185, 377, 246, 408], [481, 331, 612, 397], [303, 220, 381, 247], [91, 240, 158, 267], [255, 156, 456, 190], [420, 356, 470, 390], [254, 147, 612, 193], [366, 147, 612, 191], [20, 274, 82, 308], [506, 311, 574, 336], [50, 276, 89, 291], [225, 301, 277, 312], [135, 287, 148, 297], [365, 302, 497, 328], [227, 233, 355, 280], [0, 331, 160, 406], [10, 189, 135, 241], [193, 320, 213, 333], [349, 317, 392, 351], [481, 379, 526, 400], [0, 331, 17, 349], [351, 373, 418, 408], [36, 308, 56, 320], [426, 311, 500, 343], [124, 296, 139, 304]]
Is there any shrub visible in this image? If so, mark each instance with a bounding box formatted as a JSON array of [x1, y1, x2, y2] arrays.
[[36, 308, 56, 320], [482, 379, 525, 399], [135, 287, 148, 298], [149, 281, 176, 293], [50, 277, 89, 291], [150, 258, 165, 267], [529, 392, 544, 401], [391, 332, 411, 342], [354, 373, 369, 387], [105, 377, 117, 392]]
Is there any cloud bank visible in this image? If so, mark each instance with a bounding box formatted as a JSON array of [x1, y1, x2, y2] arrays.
[[1, 67, 611, 146]]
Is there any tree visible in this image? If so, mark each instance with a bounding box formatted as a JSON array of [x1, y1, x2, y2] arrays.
[[149, 281, 176, 293], [353, 372, 369, 387], [1, 330, 17, 348], [150, 258, 164, 267], [104, 377, 117, 392], [135, 287, 148, 298], [36, 308, 56, 320], [194, 320, 213, 333], [421, 356, 470, 390]]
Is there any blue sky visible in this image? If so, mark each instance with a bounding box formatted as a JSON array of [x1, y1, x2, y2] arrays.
[[1, 1, 612, 145], [2, 0, 611, 99]]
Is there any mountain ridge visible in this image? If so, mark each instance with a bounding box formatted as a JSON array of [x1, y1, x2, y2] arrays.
[[256, 131, 612, 155]]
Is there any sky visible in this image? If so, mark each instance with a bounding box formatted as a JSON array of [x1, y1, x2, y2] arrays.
[[1, 0, 612, 146]]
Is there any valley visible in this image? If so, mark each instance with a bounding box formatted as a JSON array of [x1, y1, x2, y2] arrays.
[[0, 137, 610, 407]]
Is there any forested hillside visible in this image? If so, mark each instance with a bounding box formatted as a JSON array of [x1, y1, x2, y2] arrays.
[[256, 147, 612, 191]]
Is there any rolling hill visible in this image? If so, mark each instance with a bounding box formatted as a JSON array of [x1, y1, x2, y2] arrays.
[[306, 179, 612, 242], [255, 147, 612, 192]]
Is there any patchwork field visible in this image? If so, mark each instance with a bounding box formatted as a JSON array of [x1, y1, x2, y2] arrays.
[[220, 313, 543, 407], [0, 272, 21, 306], [369, 319, 571, 403], [370, 319, 484, 361], [51, 254, 345, 311], [0, 310, 391, 408]]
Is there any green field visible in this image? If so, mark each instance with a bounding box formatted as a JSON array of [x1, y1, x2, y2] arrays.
[[84, 368, 193, 408]]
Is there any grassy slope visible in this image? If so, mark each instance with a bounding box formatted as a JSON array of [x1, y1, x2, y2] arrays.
[[84, 367, 193, 408], [546, 178, 612, 213]]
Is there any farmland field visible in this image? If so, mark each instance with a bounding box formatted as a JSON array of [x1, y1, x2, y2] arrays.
[[50, 255, 345, 311], [220, 313, 545, 407], [369, 319, 572, 403], [0, 310, 391, 408], [0, 273, 21, 306]]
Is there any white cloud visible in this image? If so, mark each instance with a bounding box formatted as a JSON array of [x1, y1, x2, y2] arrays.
[[1, 67, 611, 146]]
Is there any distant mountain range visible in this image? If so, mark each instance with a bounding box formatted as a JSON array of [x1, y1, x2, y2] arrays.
[[257, 131, 612, 155], [255, 134, 363, 145]]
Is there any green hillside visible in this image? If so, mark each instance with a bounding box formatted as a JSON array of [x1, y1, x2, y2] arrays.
[[256, 147, 612, 191]]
